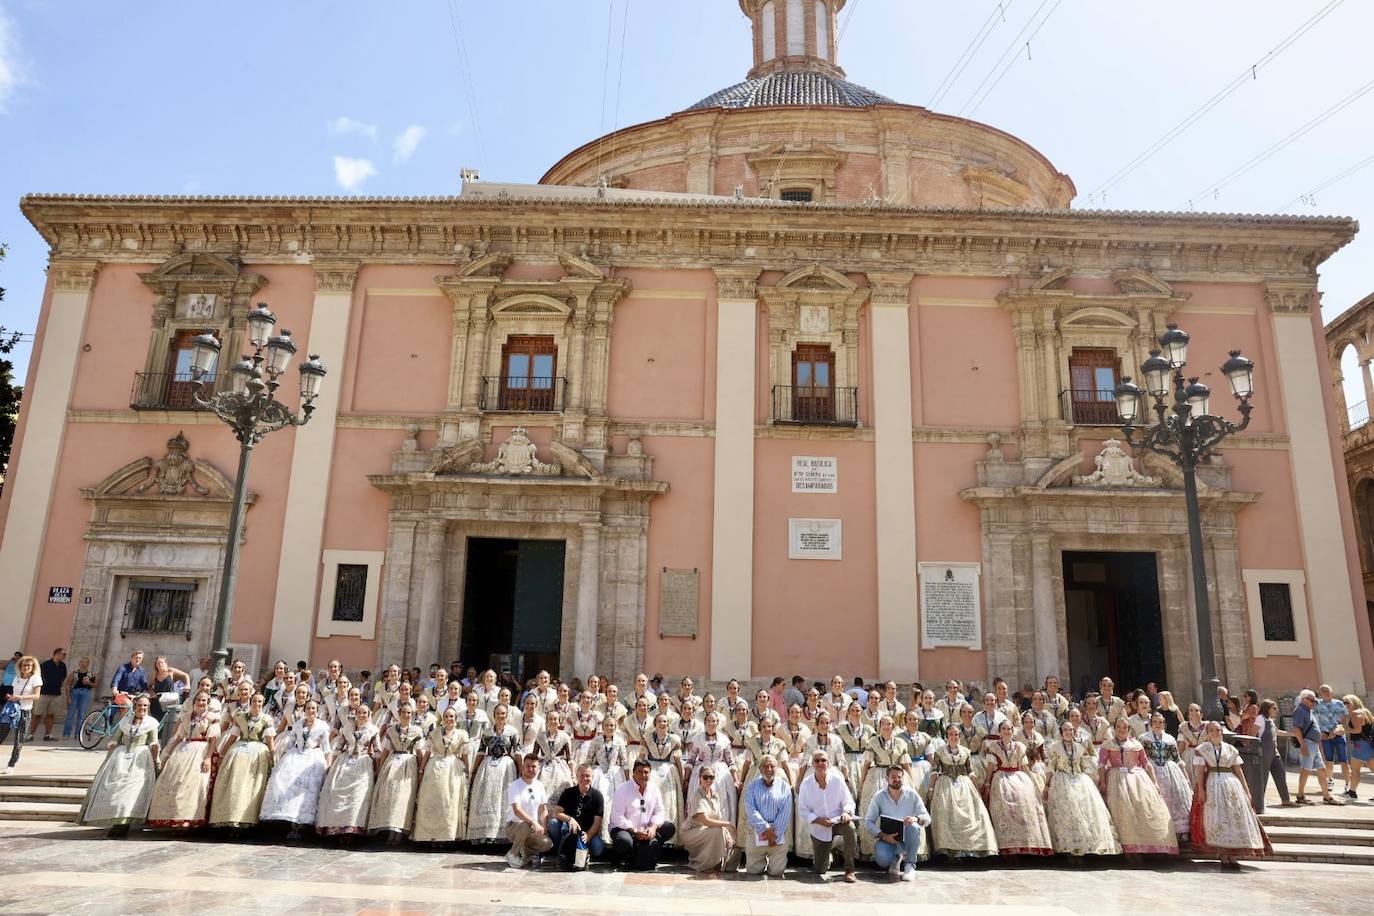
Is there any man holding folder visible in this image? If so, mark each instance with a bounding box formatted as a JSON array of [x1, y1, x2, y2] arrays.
[[796, 750, 858, 883], [862, 764, 932, 881]]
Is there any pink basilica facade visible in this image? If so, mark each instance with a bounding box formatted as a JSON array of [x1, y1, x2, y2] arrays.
[[3, 0, 1371, 702]]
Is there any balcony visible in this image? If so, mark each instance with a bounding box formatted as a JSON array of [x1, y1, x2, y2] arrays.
[[479, 376, 567, 412], [771, 385, 859, 427], [130, 371, 207, 411], [1349, 399, 1370, 432], [1060, 388, 1121, 426]]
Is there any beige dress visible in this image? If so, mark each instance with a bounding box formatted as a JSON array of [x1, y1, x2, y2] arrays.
[[208, 711, 276, 828], [367, 723, 424, 837], [1098, 737, 1178, 854], [147, 713, 219, 828], [1189, 741, 1272, 859], [413, 726, 471, 843], [1044, 738, 1121, 856], [683, 788, 734, 871], [929, 744, 998, 858], [316, 722, 378, 836]]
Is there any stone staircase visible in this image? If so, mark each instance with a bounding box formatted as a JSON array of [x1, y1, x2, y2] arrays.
[[1260, 811, 1374, 866], [0, 774, 91, 822]]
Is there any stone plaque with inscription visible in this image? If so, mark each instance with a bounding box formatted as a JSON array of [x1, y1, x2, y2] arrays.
[[659, 567, 699, 638], [789, 518, 842, 560], [919, 563, 982, 649], [791, 456, 838, 493]]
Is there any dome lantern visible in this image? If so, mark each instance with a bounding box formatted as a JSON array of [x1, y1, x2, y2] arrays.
[[741, 0, 845, 79]]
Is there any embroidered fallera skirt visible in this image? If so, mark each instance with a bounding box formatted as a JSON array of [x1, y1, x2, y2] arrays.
[[79, 745, 156, 828], [315, 753, 374, 836], [413, 754, 470, 843], [1044, 770, 1121, 856], [147, 740, 213, 829], [209, 741, 273, 829]]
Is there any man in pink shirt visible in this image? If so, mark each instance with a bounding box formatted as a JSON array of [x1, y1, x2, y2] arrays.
[[768, 677, 788, 718], [609, 759, 675, 870]]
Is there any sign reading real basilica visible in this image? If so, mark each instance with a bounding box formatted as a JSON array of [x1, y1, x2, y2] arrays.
[[2, 0, 1370, 703]]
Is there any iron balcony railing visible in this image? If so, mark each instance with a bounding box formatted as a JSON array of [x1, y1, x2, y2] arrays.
[[771, 385, 859, 427], [1349, 399, 1370, 431], [130, 371, 208, 410], [1060, 388, 1122, 426], [479, 376, 567, 412]]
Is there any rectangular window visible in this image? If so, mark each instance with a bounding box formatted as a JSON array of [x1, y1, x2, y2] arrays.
[[1068, 348, 1120, 424], [1259, 582, 1297, 642], [781, 189, 813, 203], [122, 581, 195, 638], [792, 343, 836, 423], [499, 336, 559, 411], [331, 564, 368, 622]]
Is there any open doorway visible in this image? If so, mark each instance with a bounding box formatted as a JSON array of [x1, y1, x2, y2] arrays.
[[460, 538, 565, 684], [1063, 551, 1166, 696]]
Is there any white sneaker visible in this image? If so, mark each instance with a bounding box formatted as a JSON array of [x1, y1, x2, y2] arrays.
[[901, 866, 917, 882], [505, 850, 524, 868], [887, 858, 901, 877], [1, 767, 12, 776]]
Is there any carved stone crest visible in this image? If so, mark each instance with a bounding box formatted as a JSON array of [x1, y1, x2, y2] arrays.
[[133, 431, 211, 496], [468, 427, 561, 476], [1072, 439, 1156, 488]]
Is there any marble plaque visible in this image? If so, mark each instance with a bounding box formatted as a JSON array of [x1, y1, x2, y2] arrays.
[[791, 455, 838, 493], [659, 567, 699, 638], [919, 563, 982, 649], [789, 518, 842, 560], [799, 304, 830, 334], [176, 293, 217, 319]]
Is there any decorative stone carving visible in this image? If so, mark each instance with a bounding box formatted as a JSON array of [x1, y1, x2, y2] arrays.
[[133, 431, 212, 496], [313, 260, 360, 294], [549, 440, 600, 479], [87, 433, 236, 501], [49, 259, 101, 293], [1264, 280, 1316, 315], [714, 268, 760, 302], [468, 427, 561, 476], [1072, 440, 1156, 487], [866, 271, 914, 306], [401, 424, 421, 452], [427, 438, 484, 475]]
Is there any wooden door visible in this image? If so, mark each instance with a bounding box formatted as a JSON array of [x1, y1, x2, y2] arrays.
[[792, 344, 835, 422], [500, 336, 557, 411], [1068, 348, 1120, 424]]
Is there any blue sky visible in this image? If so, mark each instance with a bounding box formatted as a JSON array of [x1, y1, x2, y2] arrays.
[[3, 0, 1373, 403]]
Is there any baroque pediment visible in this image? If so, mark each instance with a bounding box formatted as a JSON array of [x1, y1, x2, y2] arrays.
[[82, 431, 242, 502], [139, 251, 266, 301]]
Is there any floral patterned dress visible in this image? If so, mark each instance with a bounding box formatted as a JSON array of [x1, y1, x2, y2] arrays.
[[413, 725, 471, 843], [569, 708, 602, 763], [260, 719, 332, 826], [209, 711, 276, 829], [685, 733, 738, 827], [367, 723, 424, 837], [1189, 740, 1273, 859], [837, 722, 873, 802], [535, 726, 575, 799], [585, 732, 630, 841], [1098, 737, 1178, 854], [465, 725, 521, 842], [1177, 719, 1207, 768], [643, 730, 684, 838], [147, 712, 220, 829], [316, 721, 378, 836], [898, 729, 935, 798], [929, 743, 998, 858], [79, 715, 159, 827], [982, 738, 1053, 856], [1044, 737, 1120, 856], [1141, 729, 1193, 838]]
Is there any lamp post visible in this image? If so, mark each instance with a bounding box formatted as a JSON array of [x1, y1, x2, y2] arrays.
[[1113, 325, 1255, 721], [188, 304, 327, 685]]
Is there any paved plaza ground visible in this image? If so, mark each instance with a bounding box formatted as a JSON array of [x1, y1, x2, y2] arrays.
[[2, 743, 1369, 915]]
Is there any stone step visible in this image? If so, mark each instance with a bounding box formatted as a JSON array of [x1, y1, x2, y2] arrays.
[[1266, 842, 1374, 866], [0, 801, 80, 822], [1265, 825, 1374, 847], [1260, 813, 1374, 831], [0, 785, 86, 805], [0, 774, 94, 789]]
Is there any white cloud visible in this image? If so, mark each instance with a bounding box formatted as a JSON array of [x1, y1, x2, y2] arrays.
[[328, 115, 378, 140], [392, 124, 428, 163], [332, 156, 377, 192], [0, 6, 27, 114]]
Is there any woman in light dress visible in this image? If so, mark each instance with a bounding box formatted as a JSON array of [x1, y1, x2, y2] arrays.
[[473, 669, 502, 720], [642, 713, 685, 838], [413, 693, 438, 740], [1043, 720, 1120, 857], [146, 691, 219, 830], [805, 711, 848, 792], [413, 706, 472, 844], [823, 676, 853, 723], [929, 724, 998, 859], [585, 714, 629, 843], [466, 703, 522, 842], [371, 665, 402, 727], [1097, 717, 1178, 856], [260, 698, 333, 837], [216, 681, 253, 749], [682, 764, 738, 873], [684, 711, 739, 827], [569, 691, 603, 762], [914, 690, 946, 741], [956, 704, 987, 786], [78, 695, 160, 836], [621, 696, 653, 764], [678, 697, 705, 745], [724, 701, 757, 762], [368, 702, 426, 842], [1190, 721, 1273, 864], [1027, 692, 1057, 739], [535, 710, 576, 799], [837, 703, 873, 795], [781, 704, 814, 858], [1141, 711, 1193, 841], [275, 684, 311, 741], [1177, 704, 1207, 768], [1016, 711, 1050, 794], [899, 709, 936, 797], [209, 692, 277, 831], [654, 692, 682, 738], [316, 703, 379, 839], [1125, 693, 1153, 738], [857, 715, 913, 858], [322, 676, 352, 732], [981, 720, 1053, 857]]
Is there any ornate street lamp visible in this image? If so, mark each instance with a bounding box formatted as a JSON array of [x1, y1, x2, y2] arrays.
[[1115, 325, 1254, 720], [189, 304, 327, 685]]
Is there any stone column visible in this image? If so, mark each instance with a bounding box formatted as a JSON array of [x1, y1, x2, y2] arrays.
[[709, 269, 761, 680], [413, 518, 448, 668], [378, 519, 419, 666], [868, 272, 920, 683], [574, 522, 602, 678], [267, 262, 359, 665], [1030, 531, 1059, 683], [1362, 359, 1374, 418]]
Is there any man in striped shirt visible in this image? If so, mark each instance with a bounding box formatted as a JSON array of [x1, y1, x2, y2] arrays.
[[742, 755, 792, 877]]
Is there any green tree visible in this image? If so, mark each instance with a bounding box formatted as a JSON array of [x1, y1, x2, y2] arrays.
[[0, 243, 23, 488]]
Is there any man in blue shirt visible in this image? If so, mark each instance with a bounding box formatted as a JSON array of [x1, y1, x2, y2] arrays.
[[863, 763, 932, 881], [1315, 684, 1352, 798], [1292, 689, 1338, 805], [742, 755, 791, 877], [110, 650, 149, 697]]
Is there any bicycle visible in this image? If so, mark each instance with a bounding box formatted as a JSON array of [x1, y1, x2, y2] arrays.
[[78, 693, 137, 750]]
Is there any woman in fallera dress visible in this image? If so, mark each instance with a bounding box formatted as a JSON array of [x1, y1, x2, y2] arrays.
[[569, 691, 603, 761], [316, 702, 379, 839], [857, 715, 913, 858], [724, 701, 758, 759], [899, 709, 935, 797], [535, 709, 575, 798], [586, 714, 629, 843], [276, 684, 311, 742], [413, 706, 472, 844], [413, 693, 438, 740], [981, 720, 1053, 857], [147, 691, 219, 830], [678, 696, 705, 744], [368, 702, 426, 842], [1043, 720, 1120, 857], [1098, 716, 1178, 856], [1189, 721, 1273, 864], [473, 669, 501, 720], [957, 704, 988, 785], [915, 690, 945, 740], [465, 703, 522, 842], [685, 710, 739, 826], [643, 713, 685, 838], [1125, 693, 1153, 738], [1142, 711, 1193, 842], [929, 724, 998, 859], [823, 675, 853, 722], [1016, 711, 1050, 794], [260, 698, 333, 837], [621, 695, 653, 763], [1177, 703, 1207, 768], [209, 692, 277, 831], [79, 695, 160, 836]]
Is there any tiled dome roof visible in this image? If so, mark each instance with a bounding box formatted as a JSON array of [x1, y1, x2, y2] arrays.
[[687, 70, 894, 111]]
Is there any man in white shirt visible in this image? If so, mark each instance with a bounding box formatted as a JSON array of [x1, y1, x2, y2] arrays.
[[188, 656, 212, 691], [609, 759, 674, 870], [505, 756, 554, 868], [796, 750, 858, 883], [845, 676, 868, 708]]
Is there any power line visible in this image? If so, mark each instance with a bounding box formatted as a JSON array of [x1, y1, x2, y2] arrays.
[[593, 0, 619, 182], [954, 0, 1053, 118], [1185, 76, 1374, 209], [446, 0, 488, 165], [929, 1, 1018, 111], [1086, 0, 1347, 204], [1278, 151, 1374, 212], [962, 0, 1064, 119], [839, 0, 862, 41], [611, 0, 631, 134]]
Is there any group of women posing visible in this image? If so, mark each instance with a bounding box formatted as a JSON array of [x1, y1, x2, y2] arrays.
[[74, 667, 1272, 867]]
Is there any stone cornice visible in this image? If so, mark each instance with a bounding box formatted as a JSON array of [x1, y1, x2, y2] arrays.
[[714, 267, 761, 301], [313, 260, 360, 295], [1264, 279, 1317, 315], [49, 258, 101, 293]]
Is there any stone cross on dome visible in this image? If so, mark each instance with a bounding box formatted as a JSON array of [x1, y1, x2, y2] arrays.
[[740, 0, 846, 79]]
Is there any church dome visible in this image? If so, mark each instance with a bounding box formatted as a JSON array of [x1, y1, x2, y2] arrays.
[[686, 69, 894, 111]]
